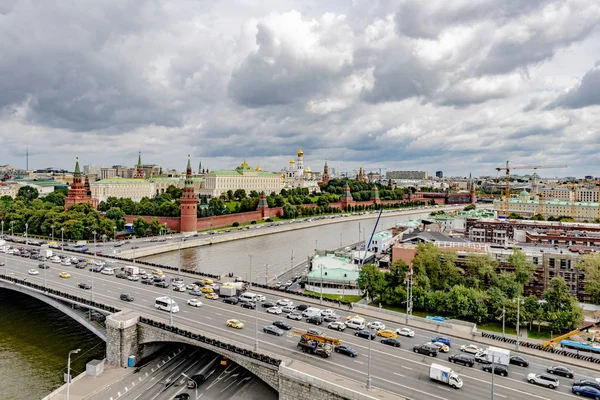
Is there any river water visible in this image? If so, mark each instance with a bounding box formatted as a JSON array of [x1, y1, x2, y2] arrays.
[[0, 212, 427, 399]]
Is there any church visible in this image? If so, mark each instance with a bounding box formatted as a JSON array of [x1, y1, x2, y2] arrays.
[[281, 149, 321, 192]]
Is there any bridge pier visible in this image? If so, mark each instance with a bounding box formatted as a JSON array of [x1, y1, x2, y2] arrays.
[[106, 311, 140, 367]]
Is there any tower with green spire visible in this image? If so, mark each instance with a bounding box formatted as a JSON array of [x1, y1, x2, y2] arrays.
[[65, 157, 98, 211], [133, 151, 145, 179], [180, 155, 198, 233]]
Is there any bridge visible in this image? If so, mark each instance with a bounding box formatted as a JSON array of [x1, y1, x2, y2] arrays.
[[3, 243, 600, 400]]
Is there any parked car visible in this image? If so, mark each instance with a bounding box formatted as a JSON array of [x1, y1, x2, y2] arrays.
[[335, 345, 358, 357], [448, 354, 474, 367], [546, 365, 574, 378], [482, 363, 508, 376]]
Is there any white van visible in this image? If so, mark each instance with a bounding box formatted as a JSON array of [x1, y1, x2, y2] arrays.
[[302, 307, 321, 318], [101, 267, 116, 275], [238, 292, 258, 303], [346, 318, 366, 330]]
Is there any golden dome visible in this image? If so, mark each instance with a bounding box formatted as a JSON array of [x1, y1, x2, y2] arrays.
[[297, 148, 303, 157], [290, 159, 295, 164], [241, 159, 248, 167], [306, 167, 312, 173], [255, 166, 261, 171]]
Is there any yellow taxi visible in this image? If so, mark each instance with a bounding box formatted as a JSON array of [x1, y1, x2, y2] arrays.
[[201, 278, 214, 285], [346, 315, 362, 321], [205, 293, 219, 300], [151, 269, 163, 275], [59, 272, 71, 279], [377, 329, 397, 339], [200, 286, 214, 293], [226, 319, 244, 329]]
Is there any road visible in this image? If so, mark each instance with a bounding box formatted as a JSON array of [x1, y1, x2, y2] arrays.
[[1, 247, 595, 400]]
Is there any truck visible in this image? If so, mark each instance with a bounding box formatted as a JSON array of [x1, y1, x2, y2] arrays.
[[429, 363, 463, 389], [74, 240, 87, 248], [123, 265, 140, 276], [221, 281, 247, 291], [40, 249, 53, 258], [219, 285, 236, 297], [297, 338, 333, 358], [476, 346, 510, 366]]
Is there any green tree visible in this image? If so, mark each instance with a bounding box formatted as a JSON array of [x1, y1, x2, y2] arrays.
[[543, 277, 584, 331], [16, 186, 39, 202], [357, 264, 385, 303], [148, 217, 162, 235], [463, 204, 476, 211], [43, 191, 66, 206], [106, 207, 126, 230], [132, 217, 149, 237], [165, 185, 183, 199], [507, 248, 536, 287], [577, 253, 600, 304], [209, 198, 226, 216], [233, 189, 247, 201], [531, 214, 545, 221]]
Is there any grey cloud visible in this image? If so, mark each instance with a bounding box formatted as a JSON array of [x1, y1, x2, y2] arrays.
[[549, 63, 600, 109]]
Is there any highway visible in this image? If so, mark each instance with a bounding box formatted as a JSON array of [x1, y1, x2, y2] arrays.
[[2, 246, 597, 400]]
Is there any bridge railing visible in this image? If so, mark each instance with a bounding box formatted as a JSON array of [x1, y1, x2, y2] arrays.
[[481, 332, 600, 364], [0, 274, 121, 314], [138, 317, 282, 367]]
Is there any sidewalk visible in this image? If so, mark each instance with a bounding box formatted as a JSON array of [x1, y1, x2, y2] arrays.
[[44, 366, 134, 400]]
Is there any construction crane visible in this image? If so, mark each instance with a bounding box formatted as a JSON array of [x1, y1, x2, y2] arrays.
[[495, 161, 568, 217], [541, 321, 600, 349]]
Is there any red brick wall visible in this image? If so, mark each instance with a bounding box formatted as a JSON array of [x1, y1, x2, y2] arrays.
[[124, 215, 181, 231]]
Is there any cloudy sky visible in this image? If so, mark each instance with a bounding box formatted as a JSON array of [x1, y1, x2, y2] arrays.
[[1, 0, 599, 177]]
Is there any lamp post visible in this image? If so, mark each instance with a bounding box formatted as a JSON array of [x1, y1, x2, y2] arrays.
[[51, 225, 54, 241], [290, 250, 294, 270], [10, 220, 14, 236], [24, 223, 28, 244], [248, 254, 252, 289], [61, 227, 65, 250], [265, 264, 269, 285], [92, 230, 97, 248], [181, 373, 198, 400], [515, 296, 523, 350], [169, 298, 174, 326], [340, 232, 343, 248], [113, 225, 117, 241], [366, 326, 373, 390], [254, 292, 259, 352], [490, 354, 496, 400], [1, 220, 4, 236], [502, 304, 506, 338], [66, 348, 81, 400], [320, 264, 323, 305]]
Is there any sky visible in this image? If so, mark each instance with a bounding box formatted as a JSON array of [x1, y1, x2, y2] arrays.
[[1, 0, 599, 178]]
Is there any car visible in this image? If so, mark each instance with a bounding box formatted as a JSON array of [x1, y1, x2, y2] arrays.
[[205, 293, 219, 300], [226, 319, 244, 329], [449, 353, 475, 367], [321, 309, 336, 317], [151, 269, 163, 275], [38, 263, 50, 269], [75, 263, 86, 269], [155, 281, 170, 288], [509, 355, 529, 367], [429, 342, 450, 353], [355, 330, 376, 340], [574, 380, 600, 391], [287, 312, 303, 320], [141, 278, 154, 285], [267, 306, 283, 315], [124, 274, 139, 282], [413, 343, 439, 357], [120, 293, 134, 302], [335, 345, 358, 357], [263, 325, 284, 336], [395, 327, 415, 337], [367, 321, 385, 330], [380, 338, 401, 347], [200, 286, 213, 293], [431, 336, 451, 347], [307, 328, 324, 336], [572, 385, 600, 398], [273, 321, 292, 330], [189, 289, 202, 296], [294, 304, 309, 311], [281, 305, 295, 313], [527, 373, 559, 389], [323, 314, 339, 322], [547, 365, 574, 378], [187, 299, 203, 307], [61, 260, 72, 266], [276, 299, 293, 307], [377, 329, 397, 339], [78, 283, 92, 290], [186, 284, 198, 290], [240, 301, 256, 309], [27, 269, 39, 275], [222, 296, 239, 305], [115, 272, 128, 279], [345, 314, 363, 321], [173, 393, 190, 400], [460, 344, 482, 354], [59, 272, 71, 279], [201, 278, 214, 285], [327, 321, 346, 331], [253, 294, 266, 302], [262, 301, 276, 308], [482, 363, 508, 376]]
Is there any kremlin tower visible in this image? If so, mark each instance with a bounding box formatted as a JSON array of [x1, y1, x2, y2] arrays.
[[179, 155, 198, 234], [132, 152, 145, 179], [64, 157, 98, 211]]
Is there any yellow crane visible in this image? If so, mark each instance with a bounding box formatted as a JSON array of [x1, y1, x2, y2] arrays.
[[288, 329, 341, 345], [495, 162, 568, 217], [542, 321, 600, 349]]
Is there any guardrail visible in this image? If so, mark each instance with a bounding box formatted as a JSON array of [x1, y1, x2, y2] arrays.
[[138, 317, 282, 367], [0, 274, 121, 314], [481, 332, 600, 364]]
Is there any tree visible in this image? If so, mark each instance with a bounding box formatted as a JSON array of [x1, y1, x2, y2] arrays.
[[508, 213, 523, 220], [578, 254, 600, 304], [149, 218, 162, 235], [165, 185, 183, 199], [282, 203, 297, 219], [357, 264, 386, 303], [16, 186, 39, 202], [463, 204, 476, 211], [43, 191, 66, 206], [507, 248, 536, 287], [106, 207, 126, 230], [132, 217, 149, 237], [208, 198, 226, 216], [531, 214, 545, 221], [233, 189, 247, 201], [543, 277, 584, 331]]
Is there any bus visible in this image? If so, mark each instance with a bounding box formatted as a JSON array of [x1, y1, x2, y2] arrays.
[[155, 297, 179, 313]]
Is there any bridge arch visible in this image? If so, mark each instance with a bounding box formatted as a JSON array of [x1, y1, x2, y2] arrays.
[[0, 280, 108, 341]]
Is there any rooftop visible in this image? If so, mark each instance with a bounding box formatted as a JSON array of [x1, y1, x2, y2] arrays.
[[306, 267, 359, 282], [15, 180, 64, 187], [92, 178, 154, 185]]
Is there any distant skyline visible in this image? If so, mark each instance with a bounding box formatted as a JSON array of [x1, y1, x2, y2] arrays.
[[1, 1, 599, 177]]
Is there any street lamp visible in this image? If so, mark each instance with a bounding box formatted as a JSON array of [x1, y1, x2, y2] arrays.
[[92, 230, 97, 249], [10, 220, 14, 236], [340, 232, 343, 248], [515, 296, 524, 350], [1, 220, 3, 236], [61, 227, 65, 250], [66, 348, 81, 400], [405, 269, 413, 324], [366, 326, 373, 390], [113, 225, 117, 241], [265, 264, 269, 285], [490, 354, 497, 400], [25, 223, 28, 244], [320, 264, 324, 305], [181, 373, 198, 400], [51, 225, 54, 241], [248, 254, 252, 289]]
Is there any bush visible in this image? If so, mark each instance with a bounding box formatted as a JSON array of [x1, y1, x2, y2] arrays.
[[250, 220, 257, 224], [265, 218, 273, 222], [232, 222, 239, 227]]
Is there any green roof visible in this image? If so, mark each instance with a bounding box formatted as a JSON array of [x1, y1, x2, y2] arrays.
[[307, 268, 359, 281], [495, 199, 600, 207], [17, 180, 63, 187], [373, 231, 392, 240], [209, 169, 279, 177]]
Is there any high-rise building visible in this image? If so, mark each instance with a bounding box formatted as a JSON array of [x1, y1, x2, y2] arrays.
[[83, 164, 101, 175], [386, 171, 429, 180], [436, 171, 443, 179]]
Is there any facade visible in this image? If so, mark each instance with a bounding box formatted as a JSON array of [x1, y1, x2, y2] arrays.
[[281, 149, 321, 191], [100, 168, 117, 180], [151, 176, 203, 197], [306, 254, 361, 296], [198, 160, 282, 200], [436, 171, 443, 179], [366, 230, 393, 254], [386, 170, 429, 180], [64, 158, 98, 210], [541, 187, 599, 203], [179, 156, 198, 234], [492, 191, 599, 221], [90, 178, 155, 202], [0, 182, 19, 198], [15, 181, 56, 197]]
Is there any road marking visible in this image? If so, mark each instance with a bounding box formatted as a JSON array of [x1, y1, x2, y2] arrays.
[[495, 394, 507, 398], [205, 316, 212, 320], [437, 386, 452, 391], [354, 360, 364, 364], [393, 372, 405, 378], [401, 366, 412, 370]]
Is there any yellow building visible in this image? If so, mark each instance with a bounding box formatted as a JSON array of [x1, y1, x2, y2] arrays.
[[198, 161, 283, 200], [494, 190, 600, 221]]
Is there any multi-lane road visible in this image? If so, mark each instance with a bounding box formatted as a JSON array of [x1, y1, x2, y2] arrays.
[[1, 245, 597, 400]]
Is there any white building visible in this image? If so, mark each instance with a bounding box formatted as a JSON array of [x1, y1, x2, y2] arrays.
[[90, 178, 155, 203], [83, 164, 101, 176], [198, 160, 283, 200], [0, 182, 19, 198], [493, 190, 600, 221], [281, 149, 321, 192], [366, 230, 393, 254], [306, 254, 361, 296]]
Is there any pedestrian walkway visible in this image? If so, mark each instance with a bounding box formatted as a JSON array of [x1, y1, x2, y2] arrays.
[[43, 366, 134, 400]]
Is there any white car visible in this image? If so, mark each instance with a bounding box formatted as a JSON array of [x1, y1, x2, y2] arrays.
[[276, 299, 293, 307], [139, 269, 147, 275], [52, 258, 61, 263], [396, 327, 415, 337], [460, 344, 483, 354], [186, 284, 198, 290], [321, 309, 336, 317], [255, 294, 266, 302], [173, 285, 186, 292], [187, 299, 203, 307], [328, 321, 346, 331], [281, 305, 295, 313], [366, 321, 385, 331], [28, 269, 39, 275], [127, 275, 140, 281], [527, 373, 559, 389], [267, 306, 283, 314], [61, 260, 71, 266]]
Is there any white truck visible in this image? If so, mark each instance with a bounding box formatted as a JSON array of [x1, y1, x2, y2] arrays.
[[222, 281, 247, 291], [429, 363, 463, 389], [40, 249, 53, 258], [477, 346, 511, 366], [75, 240, 87, 248], [123, 265, 140, 276], [219, 286, 236, 297]]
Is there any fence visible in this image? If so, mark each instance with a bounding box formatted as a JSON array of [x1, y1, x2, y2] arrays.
[[138, 317, 282, 367], [481, 332, 600, 364]]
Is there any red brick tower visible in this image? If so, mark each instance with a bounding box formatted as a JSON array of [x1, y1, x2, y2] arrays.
[[64, 157, 98, 211], [340, 183, 354, 210], [179, 155, 198, 234], [257, 191, 269, 218], [132, 152, 144, 179], [321, 161, 330, 184], [469, 173, 476, 204], [371, 185, 381, 205]]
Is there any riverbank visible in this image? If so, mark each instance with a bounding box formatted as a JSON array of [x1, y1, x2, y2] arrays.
[[127, 206, 461, 259]]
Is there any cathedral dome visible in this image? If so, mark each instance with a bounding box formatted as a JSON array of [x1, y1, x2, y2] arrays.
[[290, 159, 295, 164], [297, 149, 303, 157], [306, 167, 312, 173]]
